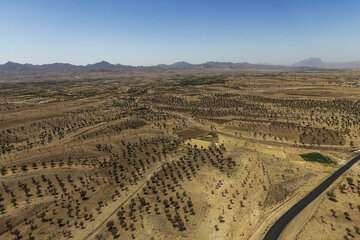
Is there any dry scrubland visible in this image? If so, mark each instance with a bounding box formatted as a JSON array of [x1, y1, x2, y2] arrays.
[[0, 69, 359, 240]]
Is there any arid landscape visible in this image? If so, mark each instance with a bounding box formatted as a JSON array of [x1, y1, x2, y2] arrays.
[[0, 67, 359, 240], [2, 0, 360, 239]]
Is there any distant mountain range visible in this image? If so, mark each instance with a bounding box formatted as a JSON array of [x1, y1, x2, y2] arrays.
[[0, 60, 317, 74], [0, 61, 134, 73], [0, 58, 359, 75], [292, 57, 360, 69]]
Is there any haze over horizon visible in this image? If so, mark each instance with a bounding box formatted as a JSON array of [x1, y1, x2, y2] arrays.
[[1, 0, 360, 66]]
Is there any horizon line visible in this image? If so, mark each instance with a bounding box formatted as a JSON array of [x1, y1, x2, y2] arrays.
[[2, 57, 360, 68]]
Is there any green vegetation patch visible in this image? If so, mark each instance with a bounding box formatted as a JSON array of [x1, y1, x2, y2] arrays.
[[300, 152, 334, 164], [197, 132, 219, 143]]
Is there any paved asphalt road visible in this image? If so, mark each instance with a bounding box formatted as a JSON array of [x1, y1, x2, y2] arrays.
[[263, 154, 360, 240]]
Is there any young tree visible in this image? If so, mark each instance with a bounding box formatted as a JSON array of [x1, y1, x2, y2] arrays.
[[0, 166, 7, 175], [57, 218, 63, 227], [106, 220, 114, 230], [110, 227, 118, 239], [80, 190, 87, 200], [13, 229, 21, 239]]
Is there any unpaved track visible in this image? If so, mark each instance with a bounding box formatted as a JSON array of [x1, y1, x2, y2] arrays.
[[263, 154, 360, 240], [164, 109, 350, 151]]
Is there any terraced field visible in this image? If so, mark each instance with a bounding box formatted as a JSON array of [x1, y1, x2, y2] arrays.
[[0, 69, 359, 240]]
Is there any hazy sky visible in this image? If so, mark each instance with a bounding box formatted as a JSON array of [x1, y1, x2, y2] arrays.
[[1, 0, 360, 65]]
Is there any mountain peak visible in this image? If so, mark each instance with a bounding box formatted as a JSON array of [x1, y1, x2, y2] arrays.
[[293, 58, 323, 67], [4, 61, 21, 66], [156, 61, 193, 69], [89, 61, 111, 66], [170, 61, 192, 67]]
